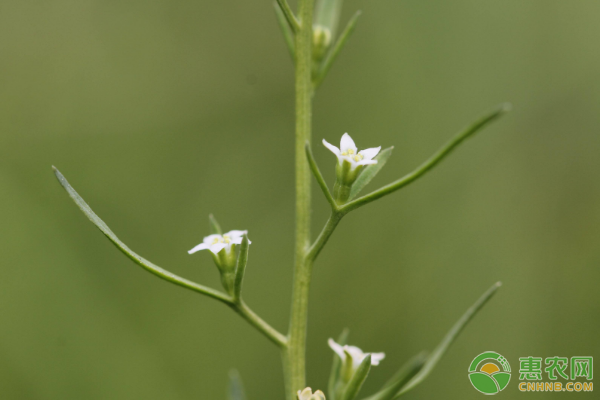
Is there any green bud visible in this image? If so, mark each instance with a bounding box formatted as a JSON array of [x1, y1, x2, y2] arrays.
[[313, 25, 332, 62]]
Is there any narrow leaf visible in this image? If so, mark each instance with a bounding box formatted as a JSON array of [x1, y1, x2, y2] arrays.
[[328, 328, 350, 400], [233, 234, 250, 301], [315, 0, 344, 37], [349, 147, 393, 200], [342, 355, 372, 400], [396, 282, 502, 397], [314, 10, 361, 89], [341, 103, 512, 214], [362, 352, 427, 400], [275, 0, 300, 32], [306, 142, 337, 209], [53, 167, 231, 304], [273, 2, 295, 61], [228, 370, 247, 400], [209, 213, 222, 235]]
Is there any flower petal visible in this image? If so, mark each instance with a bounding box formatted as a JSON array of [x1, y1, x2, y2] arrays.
[[188, 243, 210, 254], [370, 352, 386, 366], [340, 133, 357, 154], [357, 159, 378, 167], [203, 234, 222, 245], [322, 139, 341, 155], [209, 242, 226, 255], [358, 146, 381, 161], [328, 338, 347, 362], [226, 230, 247, 239]]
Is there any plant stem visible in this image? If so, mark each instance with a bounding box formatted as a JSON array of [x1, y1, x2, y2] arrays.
[[286, 0, 315, 398], [231, 301, 288, 348]]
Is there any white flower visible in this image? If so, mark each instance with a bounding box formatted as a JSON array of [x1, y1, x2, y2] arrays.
[[323, 133, 381, 171], [298, 387, 326, 400], [328, 338, 385, 371], [188, 230, 249, 255]]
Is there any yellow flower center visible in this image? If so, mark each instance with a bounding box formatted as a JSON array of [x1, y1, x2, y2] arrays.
[[341, 149, 355, 156], [353, 154, 363, 162], [212, 235, 231, 244]]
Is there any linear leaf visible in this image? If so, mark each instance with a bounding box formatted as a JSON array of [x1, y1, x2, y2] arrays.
[[349, 147, 393, 200], [328, 329, 350, 400], [233, 234, 250, 301], [341, 103, 511, 214], [362, 352, 427, 400], [396, 282, 502, 397], [314, 10, 361, 89], [273, 2, 295, 60], [342, 354, 372, 400], [53, 167, 230, 304]]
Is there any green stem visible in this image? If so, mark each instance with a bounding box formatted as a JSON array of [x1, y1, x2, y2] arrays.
[[231, 301, 288, 348], [286, 0, 315, 398]]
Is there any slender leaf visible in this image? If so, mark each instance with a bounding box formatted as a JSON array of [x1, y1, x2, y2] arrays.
[[396, 282, 502, 397], [341, 103, 512, 214], [233, 235, 250, 301], [209, 213, 222, 235], [314, 10, 361, 89], [362, 352, 427, 400], [53, 167, 231, 304], [315, 0, 344, 37], [349, 147, 393, 200], [328, 329, 350, 400], [228, 370, 247, 400], [306, 142, 337, 209], [342, 355, 372, 400], [275, 0, 300, 32], [274, 2, 295, 60]]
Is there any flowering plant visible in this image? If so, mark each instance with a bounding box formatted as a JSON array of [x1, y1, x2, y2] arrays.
[[53, 0, 509, 399]]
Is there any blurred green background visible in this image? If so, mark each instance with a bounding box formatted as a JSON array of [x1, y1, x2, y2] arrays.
[[1, 0, 599, 399]]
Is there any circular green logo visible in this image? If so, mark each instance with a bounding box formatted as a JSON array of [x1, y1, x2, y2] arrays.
[[468, 352, 511, 395]]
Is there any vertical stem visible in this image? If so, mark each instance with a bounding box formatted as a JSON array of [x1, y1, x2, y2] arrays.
[[286, 0, 315, 399]]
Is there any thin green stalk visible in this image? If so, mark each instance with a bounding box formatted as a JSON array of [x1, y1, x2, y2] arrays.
[[286, 0, 316, 398], [307, 212, 343, 262], [232, 301, 288, 348]]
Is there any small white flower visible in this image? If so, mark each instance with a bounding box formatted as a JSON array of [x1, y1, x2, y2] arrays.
[[323, 133, 381, 171], [298, 387, 326, 400], [328, 338, 385, 371], [188, 230, 249, 255]]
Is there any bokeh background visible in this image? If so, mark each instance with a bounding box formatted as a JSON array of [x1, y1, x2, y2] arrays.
[[1, 0, 599, 399]]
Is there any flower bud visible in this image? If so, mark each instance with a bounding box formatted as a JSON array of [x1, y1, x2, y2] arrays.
[[313, 25, 332, 62], [298, 387, 326, 400]]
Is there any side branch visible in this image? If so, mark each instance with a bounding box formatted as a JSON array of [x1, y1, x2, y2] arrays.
[[340, 103, 511, 214], [306, 212, 343, 262], [53, 167, 287, 347], [276, 0, 301, 33], [305, 142, 338, 210], [232, 301, 288, 348]]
